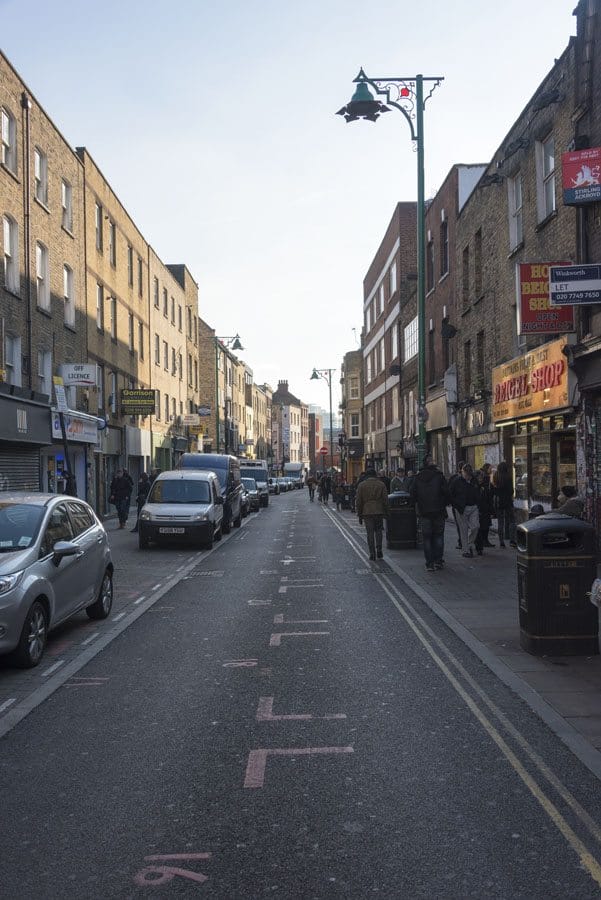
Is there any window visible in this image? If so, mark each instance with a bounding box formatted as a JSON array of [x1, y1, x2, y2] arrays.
[[40, 504, 74, 556], [61, 180, 73, 231], [153, 275, 159, 307], [171, 347, 176, 375], [474, 228, 482, 297], [462, 246, 470, 306], [4, 334, 21, 386], [194, 360, 198, 390], [403, 316, 418, 362], [106, 220, 115, 266], [537, 134, 556, 222], [164, 393, 169, 421], [63, 264, 75, 327], [366, 354, 372, 384], [171, 297, 175, 325], [138, 322, 144, 359], [163, 287, 168, 317], [1, 107, 16, 172], [349, 376, 359, 400], [66, 501, 95, 536], [442, 328, 450, 372], [351, 413, 360, 438], [440, 219, 449, 277], [155, 390, 161, 420], [390, 262, 397, 295], [35, 242, 49, 309], [429, 327, 436, 385], [178, 352, 183, 380], [426, 235, 434, 293], [37, 349, 52, 394], [476, 329, 485, 383], [2, 215, 19, 294], [97, 365, 104, 411], [137, 256, 143, 296], [379, 284, 385, 316], [178, 305, 182, 331], [110, 297, 117, 339], [365, 305, 371, 333], [379, 337, 385, 373], [128, 313, 134, 351], [127, 245, 134, 286], [188, 353, 193, 385], [109, 372, 117, 414], [154, 333, 160, 365], [508, 173, 523, 249], [34, 148, 48, 205], [96, 283, 104, 330], [95, 202, 103, 251], [163, 341, 168, 370], [391, 325, 398, 361], [187, 308, 192, 337], [464, 340, 472, 396]]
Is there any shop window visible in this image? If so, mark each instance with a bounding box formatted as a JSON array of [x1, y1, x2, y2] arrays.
[[530, 432, 552, 505], [555, 436, 576, 500], [513, 436, 528, 504]]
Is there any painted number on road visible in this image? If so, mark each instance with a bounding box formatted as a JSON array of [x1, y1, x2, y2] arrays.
[[134, 853, 211, 887]]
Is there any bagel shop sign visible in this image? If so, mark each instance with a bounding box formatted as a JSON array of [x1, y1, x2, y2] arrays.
[[492, 337, 572, 423]]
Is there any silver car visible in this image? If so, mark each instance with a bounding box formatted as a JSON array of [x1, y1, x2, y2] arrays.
[[0, 493, 113, 668], [138, 470, 224, 550]]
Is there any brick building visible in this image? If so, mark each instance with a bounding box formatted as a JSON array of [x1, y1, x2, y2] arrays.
[[340, 349, 363, 481]]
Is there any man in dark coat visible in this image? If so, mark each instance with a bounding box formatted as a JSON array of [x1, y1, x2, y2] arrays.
[[410, 455, 450, 572], [110, 468, 134, 529], [131, 472, 151, 532], [356, 468, 390, 561]]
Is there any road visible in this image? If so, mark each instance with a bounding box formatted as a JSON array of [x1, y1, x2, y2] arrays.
[[2, 490, 601, 897]]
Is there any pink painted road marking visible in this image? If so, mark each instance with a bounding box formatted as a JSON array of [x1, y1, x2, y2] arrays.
[[269, 631, 330, 647], [134, 854, 211, 887], [273, 614, 328, 624], [223, 659, 258, 668], [244, 746, 354, 788], [256, 697, 347, 722], [145, 854, 212, 861]]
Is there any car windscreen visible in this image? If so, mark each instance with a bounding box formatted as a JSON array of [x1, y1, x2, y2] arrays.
[[240, 468, 267, 483], [148, 481, 211, 504], [242, 478, 257, 491], [0, 503, 45, 551]]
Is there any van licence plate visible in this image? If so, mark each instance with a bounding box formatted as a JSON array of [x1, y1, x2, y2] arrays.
[[159, 527, 185, 534]]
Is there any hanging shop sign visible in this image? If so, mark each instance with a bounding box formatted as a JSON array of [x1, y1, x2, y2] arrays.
[[549, 264, 601, 306], [58, 364, 97, 387], [52, 413, 98, 443], [562, 147, 601, 206], [492, 337, 571, 423], [120, 389, 155, 416], [517, 263, 574, 335]]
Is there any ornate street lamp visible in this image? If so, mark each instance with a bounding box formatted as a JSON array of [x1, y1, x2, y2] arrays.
[[337, 69, 443, 470], [310, 367, 335, 473], [214, 334, 243, 454]]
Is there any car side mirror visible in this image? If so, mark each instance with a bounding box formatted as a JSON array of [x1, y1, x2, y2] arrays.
[[52, 540, 80, 566]]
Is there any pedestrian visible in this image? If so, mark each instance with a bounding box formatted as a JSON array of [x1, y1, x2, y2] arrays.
[[306, 472, 317, 502], [410, 454, 450, 572], [319, 472, 331, 505], [492, 461, 516, 548], [110, 467, 134, 529], [348, 477, 358, 512], [402, 469, 415, 493], [450, 463, 480, 558], [131, 472, 151, 532], [378, 470, 391, 493], [556, 484, 584, 518], [333, 477, 345, 511], [390, 468, 405, 493], [356, 467, 390, 561], [149, 467, 161, 486], [448, 462, 466, 549], [474, 469, 494, 555]]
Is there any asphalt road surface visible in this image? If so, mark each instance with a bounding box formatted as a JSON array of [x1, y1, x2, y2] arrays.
[[3, 490, 601, 898]]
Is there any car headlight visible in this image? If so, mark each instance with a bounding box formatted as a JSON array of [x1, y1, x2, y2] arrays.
[[139, 510, 152, 521], [0, 571, 24, 595], [192, 513, 209, 522]]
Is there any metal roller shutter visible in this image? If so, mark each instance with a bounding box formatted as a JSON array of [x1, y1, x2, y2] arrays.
[[0, 448, 41, 492]]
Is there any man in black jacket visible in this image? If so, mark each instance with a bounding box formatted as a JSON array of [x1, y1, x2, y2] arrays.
[[410, 455, 450, 572], [449, 463, 480, 558]]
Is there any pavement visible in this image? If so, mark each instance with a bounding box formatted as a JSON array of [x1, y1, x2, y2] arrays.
[[335, 505, 601, 775]]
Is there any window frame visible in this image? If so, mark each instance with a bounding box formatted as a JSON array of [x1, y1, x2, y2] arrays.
[[1, 107, 17, 172], [3, 214, 19, 294], [403, 316, 418, 363], [536, 134, 556, 222], [63, 264, 75, 327], [508, 173, 523, 250], [34, 147, 48, 206], [35, 241, 50, 309], [61, 179, 73, 232]]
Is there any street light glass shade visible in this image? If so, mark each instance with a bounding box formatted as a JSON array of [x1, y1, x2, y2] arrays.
[[310, 369, 319, 380], [336, 80, 390, 123], [231, 336, 243, 351]]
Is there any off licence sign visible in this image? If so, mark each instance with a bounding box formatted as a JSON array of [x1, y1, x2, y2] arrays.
[[549, 264, 601, 305]]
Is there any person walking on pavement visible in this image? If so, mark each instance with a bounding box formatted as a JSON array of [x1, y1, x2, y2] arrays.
[[450, 463, 480, 558], [492, 461, 516, 548], [110, 468, 134, 529], [474, 469, 494, 556], [306, 472, 317, 502], [131, 472, 151, 532], [356, 467, 390, 561], [319, 472, 331, 505], [448, 461, 466, 550], [410, 454, 450, 572], [333, 477, 345, 511], [390, 468, 405, 493]]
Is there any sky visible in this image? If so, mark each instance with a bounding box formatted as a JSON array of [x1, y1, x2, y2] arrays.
[[1, 0, 577, 413]]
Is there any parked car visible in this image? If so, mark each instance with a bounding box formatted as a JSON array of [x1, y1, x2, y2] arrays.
[[178, 453, 242, 533], [240, 482, 250, 518], [241, 477, 260, 512], [268, 478, 280, 496], [277, 477, 289, 492], [138, 470, 224, 550], [0, 493, 113, 668]]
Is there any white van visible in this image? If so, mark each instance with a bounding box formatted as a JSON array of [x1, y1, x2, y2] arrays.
[[138, 470, 224, 550]]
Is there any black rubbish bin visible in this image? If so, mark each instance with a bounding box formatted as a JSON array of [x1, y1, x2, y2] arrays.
[[516, 512, 598, 656], [386, 491, 417, 550]]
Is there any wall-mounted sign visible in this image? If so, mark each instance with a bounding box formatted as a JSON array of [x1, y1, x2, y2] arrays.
[[549, 264, 601, 306], [120, 389, 155, 416], [52, 376, 69, 413], [198, 406, 211, 416], [52, 413, 98, 444], [58, 364, 97, 387], [492, 337, 571, 422], [183, 414, 200, 426], [562, 147, 601, 206], [517, 263, 574, 334]]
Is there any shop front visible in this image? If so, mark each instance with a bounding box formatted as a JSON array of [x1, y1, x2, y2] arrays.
[[458, 399, 499, 471], [0, 387, 52, 490], [125, 425, 151, 486], [95, 425, 123, 517], [42, 410, 99, 501], [492, 337, 577, 521], [426, 394, 455, 476]]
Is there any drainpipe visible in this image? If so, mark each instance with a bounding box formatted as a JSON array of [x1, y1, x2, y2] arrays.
[[21, 92, 32, 390]]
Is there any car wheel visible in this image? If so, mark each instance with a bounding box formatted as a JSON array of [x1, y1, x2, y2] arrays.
[[222, 517, 231, 534], [138, 531, 150, 550], [86, 569, 114, 620], [12, 600, 48, 668], [201, 531, 213, 551]]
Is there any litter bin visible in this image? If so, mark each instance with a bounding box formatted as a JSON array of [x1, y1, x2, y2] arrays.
[[386, 491, 417, 550], [516, 512, 598, 656]]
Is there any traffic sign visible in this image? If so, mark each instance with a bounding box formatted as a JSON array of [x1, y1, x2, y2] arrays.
[[319, 447, 328, 455]]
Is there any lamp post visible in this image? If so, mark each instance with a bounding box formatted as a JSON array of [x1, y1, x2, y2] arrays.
[[336, 69, 443, 470], [214, 334, 243, 454], [311, 367, 335, 473]]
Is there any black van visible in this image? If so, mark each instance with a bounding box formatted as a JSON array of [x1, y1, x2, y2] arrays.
[[178, 453, 242, 534]]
